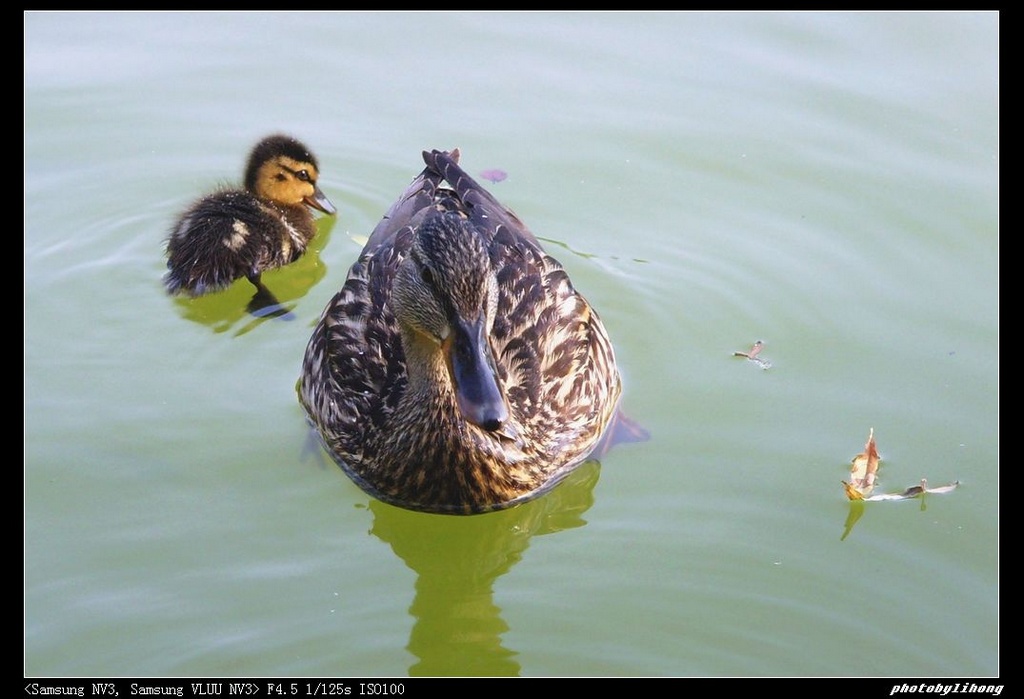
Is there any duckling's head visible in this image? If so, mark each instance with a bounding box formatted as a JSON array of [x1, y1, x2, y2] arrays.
[[244, 134, 336, 215], [393, 212, 508, 432]]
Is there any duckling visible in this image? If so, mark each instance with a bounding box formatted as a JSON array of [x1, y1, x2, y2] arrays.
[[164, 134, 336, 313], [299, 149, 626, 514]]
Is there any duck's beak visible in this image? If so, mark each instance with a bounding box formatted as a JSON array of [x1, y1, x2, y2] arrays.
[[445, 314, 508, 432], [305, 185, 337, 215]]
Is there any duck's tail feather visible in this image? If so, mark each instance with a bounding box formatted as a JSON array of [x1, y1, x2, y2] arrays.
[[422, 149, 540, 247], [362, 152, 454, 254]]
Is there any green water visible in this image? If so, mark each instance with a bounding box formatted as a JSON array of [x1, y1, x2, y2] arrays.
[[25, 11, 998, 677]]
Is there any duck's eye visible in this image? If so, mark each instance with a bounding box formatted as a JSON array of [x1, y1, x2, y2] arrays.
[[296, 170, 311, 182], [420, 266, 434, 286]]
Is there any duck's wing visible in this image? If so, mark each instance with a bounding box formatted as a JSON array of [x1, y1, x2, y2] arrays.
[[422, 149, 542, 249], [299, 224, 414, 466]]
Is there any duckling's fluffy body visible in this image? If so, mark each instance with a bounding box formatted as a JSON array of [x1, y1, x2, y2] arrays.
[[299, 149, 622, 515], [164, 134, 335, 297]]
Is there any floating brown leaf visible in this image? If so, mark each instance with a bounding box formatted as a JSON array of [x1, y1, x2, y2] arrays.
[[732, 340, 762, 358], [732, 340, 772, 369], [841, 429, 960, 502], [843, 428, 880, 499]]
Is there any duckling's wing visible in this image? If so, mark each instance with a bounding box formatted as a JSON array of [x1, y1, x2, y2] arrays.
[[422, 149, 541, 249], [165, 191, 289, 296]]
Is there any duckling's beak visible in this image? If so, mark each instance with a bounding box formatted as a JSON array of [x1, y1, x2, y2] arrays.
[[445, 314, 508, 432], [305, 185, 337, 215]]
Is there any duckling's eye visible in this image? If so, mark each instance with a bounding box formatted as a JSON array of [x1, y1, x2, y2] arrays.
[[296, 170, 311, 182]]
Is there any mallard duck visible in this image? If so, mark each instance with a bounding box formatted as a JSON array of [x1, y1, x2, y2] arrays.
[[299, 149, 624, 514], [164, 134, 336, 312]]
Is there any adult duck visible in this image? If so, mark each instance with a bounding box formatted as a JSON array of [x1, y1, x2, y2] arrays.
[[299, 149, 623, 514]]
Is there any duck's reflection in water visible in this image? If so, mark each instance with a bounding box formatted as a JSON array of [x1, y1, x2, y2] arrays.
[[368, 461, 601, 677]]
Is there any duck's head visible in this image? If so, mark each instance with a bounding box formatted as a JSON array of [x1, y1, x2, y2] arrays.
[[392, 212, 509, 433], [244, 134, 336, 215]]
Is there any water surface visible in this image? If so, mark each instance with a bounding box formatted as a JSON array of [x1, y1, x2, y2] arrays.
[[25, 11, 998, 677]]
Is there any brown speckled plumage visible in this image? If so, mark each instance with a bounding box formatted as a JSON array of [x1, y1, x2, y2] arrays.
[[299, 149, 621, 514]]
